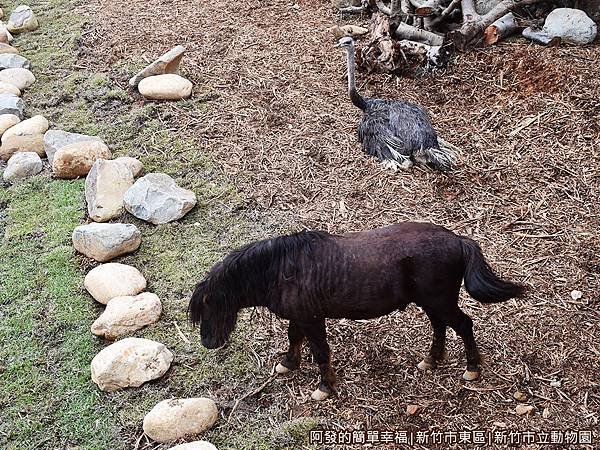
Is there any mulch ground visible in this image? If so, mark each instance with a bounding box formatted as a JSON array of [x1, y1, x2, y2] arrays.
[[78, 0, 599, 448]]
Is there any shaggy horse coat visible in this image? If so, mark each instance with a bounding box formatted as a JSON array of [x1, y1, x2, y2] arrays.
[[189, 222, 524, 400]]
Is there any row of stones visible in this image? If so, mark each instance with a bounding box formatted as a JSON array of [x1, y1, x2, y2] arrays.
[[0, 6, 215, 448]]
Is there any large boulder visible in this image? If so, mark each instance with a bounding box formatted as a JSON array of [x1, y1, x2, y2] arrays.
[[0, 93, 23, 118], [524, 8, 597, 46], [114, 156, 143, 177], [52, 140, 111, 179], [84, 263, 146, 304], [0, 68, 35, 90], [85, 159, 134, 222], [2, 114, 47, 139], [0, 134, 44, 161], [138, 74, 193, 101], [143, 398, 219, 443], [124, 173, 197, 224], [543, 8, 597, 45], [0, 113, 19, 135], [129, 45, 186, 87], [91, 337, 173, 392], [7, 5, 39, 34], [91, 292, 162, 340], [72, 222, 141, 262], [0, 53, 30, 70], [168, 442, 218, 450], [2, 151, 41, 183]]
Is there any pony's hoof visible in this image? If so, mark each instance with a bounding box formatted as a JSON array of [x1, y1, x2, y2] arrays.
[[275, 363, 290, 374], [417, 359, 436, 371], [311, 388, 330, 401], [463, 369, 480, 381]]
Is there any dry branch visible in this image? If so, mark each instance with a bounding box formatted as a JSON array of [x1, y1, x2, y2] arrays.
[[396, 21, 445, 45], [450, 0, 545, 50]]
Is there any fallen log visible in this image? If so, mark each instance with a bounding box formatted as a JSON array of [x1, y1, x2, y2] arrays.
[[483, 12, 518, 45]]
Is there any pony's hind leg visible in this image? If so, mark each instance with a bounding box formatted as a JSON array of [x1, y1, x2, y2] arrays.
[[301, 320, 336, 401], [447, 308, 481, 381], [418, 313, 447, 371], [276, 321, 305, 374]]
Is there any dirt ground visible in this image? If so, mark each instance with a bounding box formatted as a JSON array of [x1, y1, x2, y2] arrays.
[[79, 0, 598, 448]]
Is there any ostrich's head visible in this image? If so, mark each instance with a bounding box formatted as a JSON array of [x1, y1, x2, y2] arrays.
[[335, 36, 355, 49]]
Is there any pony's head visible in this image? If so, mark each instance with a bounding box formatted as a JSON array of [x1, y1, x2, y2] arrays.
[[188, 277, 239, 349]]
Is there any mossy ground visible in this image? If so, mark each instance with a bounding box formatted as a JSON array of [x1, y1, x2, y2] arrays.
[[0, 0, 313, 449]]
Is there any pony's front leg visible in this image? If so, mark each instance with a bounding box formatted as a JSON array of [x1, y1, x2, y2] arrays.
[[303, 320, 336, 401], [276, 321, 305, 374]]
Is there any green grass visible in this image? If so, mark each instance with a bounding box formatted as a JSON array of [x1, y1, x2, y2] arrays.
[[0, 0, 314, 449], [0, 179, 117, 449]]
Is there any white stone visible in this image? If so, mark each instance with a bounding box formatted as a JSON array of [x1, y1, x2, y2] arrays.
[[168, 442, 218, 450], [72, 222, 141, 262], [43, 129, 102, 165], [138, 74, 192, 101], [129, 45, 186, 87], [543, 8, 597, 45], [52, 140, 111, 179], [0, 113, 19, 135], [143, 398, 219, 443], [114, 156, 143, 177], [91, 337, 173, 392], [0, 93, 23, 118], [91, 292, 162, 340], [124, 173, 197, 224], [0, 81, 20, 95], [85, 159, 134, 222], [2, 151, 41, 182], [2, 114, 47, 139], [0, 43, 19, 54], [84, 263, 146, 304], [0, 53, 30, 70], [7, 5, 39, 34], [0, 68, 35, 90]]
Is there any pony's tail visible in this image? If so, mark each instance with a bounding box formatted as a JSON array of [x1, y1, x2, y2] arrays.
[[460, 237, 526, 303], [413, 144, 456, 172], [188, 283, 204, 327]]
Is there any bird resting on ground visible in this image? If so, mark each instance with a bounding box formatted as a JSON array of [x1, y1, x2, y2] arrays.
[[336, 36, 457, 172]]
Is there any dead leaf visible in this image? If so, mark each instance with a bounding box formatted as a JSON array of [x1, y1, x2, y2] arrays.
[[515, 404, 535, 416], [514, 391, 527, 401], [406, 404, 421, 415]]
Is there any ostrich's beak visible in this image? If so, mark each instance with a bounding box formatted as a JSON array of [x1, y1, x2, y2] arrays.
[[334, 43, 341, 48]]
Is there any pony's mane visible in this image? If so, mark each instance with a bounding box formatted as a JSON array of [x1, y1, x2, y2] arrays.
[[207, 230, 329, 303], [204, 229, 331, 311]]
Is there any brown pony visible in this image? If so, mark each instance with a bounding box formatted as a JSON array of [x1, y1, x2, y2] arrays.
[[189, 222, 525, 401]]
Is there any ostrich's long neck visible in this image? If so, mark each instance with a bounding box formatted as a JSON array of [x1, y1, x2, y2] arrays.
[[346, 46, 367, 111]]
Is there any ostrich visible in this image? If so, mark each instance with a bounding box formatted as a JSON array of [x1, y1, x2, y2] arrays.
[[336, 36, 456, 171]]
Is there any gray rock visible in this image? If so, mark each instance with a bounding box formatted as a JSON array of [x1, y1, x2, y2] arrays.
[[129, 45, 185, 87], [7, 5, 39, 34], [0, 54, 30, 70], [124, 173, 197, 224], [2, 151, 41, 182], [0, 93, 23, 118], [72, 222, 141, 262], [43, 129, 102, 165]]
